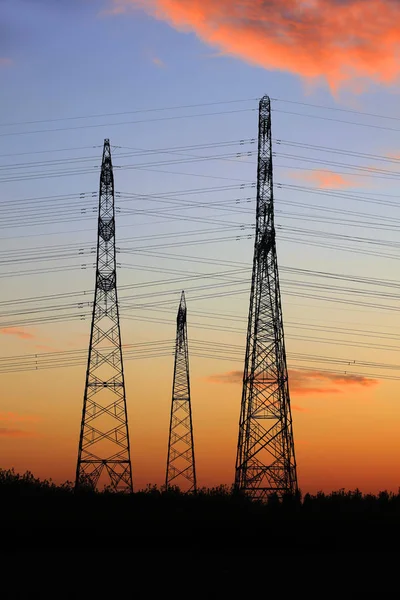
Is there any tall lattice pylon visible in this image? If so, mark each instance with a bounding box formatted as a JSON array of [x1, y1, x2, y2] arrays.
[[75, 139, 133, 493], [166, 291, 197, 493], [235, 96, 298, 500]]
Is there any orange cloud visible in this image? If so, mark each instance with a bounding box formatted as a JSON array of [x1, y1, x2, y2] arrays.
[[1, 328, 34, 340], [289, 369, 378, 396], [0, 412, 40, 424], [292, 170, 357, 189], [291, 404, 307, 412], [117, 0, 400, 89], [385, 151, 400, 161], [99, 3, 127, 15], [34, 344, 56, 351], [0, 428, 35, 438], [207, 370, 242, 384], [207, 368, 378, 396]]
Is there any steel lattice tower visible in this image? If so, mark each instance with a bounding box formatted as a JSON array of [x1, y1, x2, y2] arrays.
[[75, 139, 133, 493], [166, 291, 197, 493], [235, 96, 298, 500]]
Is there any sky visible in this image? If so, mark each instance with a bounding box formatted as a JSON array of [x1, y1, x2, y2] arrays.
[[2, 0, 400, 494]]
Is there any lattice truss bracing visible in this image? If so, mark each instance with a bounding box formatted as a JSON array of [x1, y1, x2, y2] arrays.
[[75, 139, 133, 493], [166, 292, 197, 493], [235, 96, 298, 500]]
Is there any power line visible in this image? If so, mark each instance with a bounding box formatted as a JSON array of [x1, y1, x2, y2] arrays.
[[1, 339, 399, 381], [2, 94, 400, 136], [274, 139, 400, 165], [0, 108, 256, 138], [273, 109, 400, 133], [0, 98, 258, 128], [271, 97, 400, 124], [0, 139, 256, 171]]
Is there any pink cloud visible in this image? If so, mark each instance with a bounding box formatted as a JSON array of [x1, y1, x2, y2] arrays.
[[117, 0, 400, 90], [1, 328, 35, 340], [152, 57, 165, 68], [0, 58, 12, 67], [291, 170, 358, 189]]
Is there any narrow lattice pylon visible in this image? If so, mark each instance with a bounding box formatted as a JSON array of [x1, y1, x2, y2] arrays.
[[235, 96, 298, 500], [165, 291, 197, 493], [75, 139, 133, 493]]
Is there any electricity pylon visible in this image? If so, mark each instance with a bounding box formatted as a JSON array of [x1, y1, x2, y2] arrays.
[[166, 291, 197, 493], [75, 139, 133, 493], [235, 96, 298, 500]]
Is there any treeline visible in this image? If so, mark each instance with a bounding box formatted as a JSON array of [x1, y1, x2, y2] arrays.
[[2, 468, 400, 551], [1, 467, 399, 509]]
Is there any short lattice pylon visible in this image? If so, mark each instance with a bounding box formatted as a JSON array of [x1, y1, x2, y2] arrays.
[[166, 291, 197, 493], [235, 96, 298, 500], [75, 139, 133, 493]]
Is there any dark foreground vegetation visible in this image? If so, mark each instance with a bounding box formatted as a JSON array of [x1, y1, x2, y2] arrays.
[[2, 468, 400, 554]]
